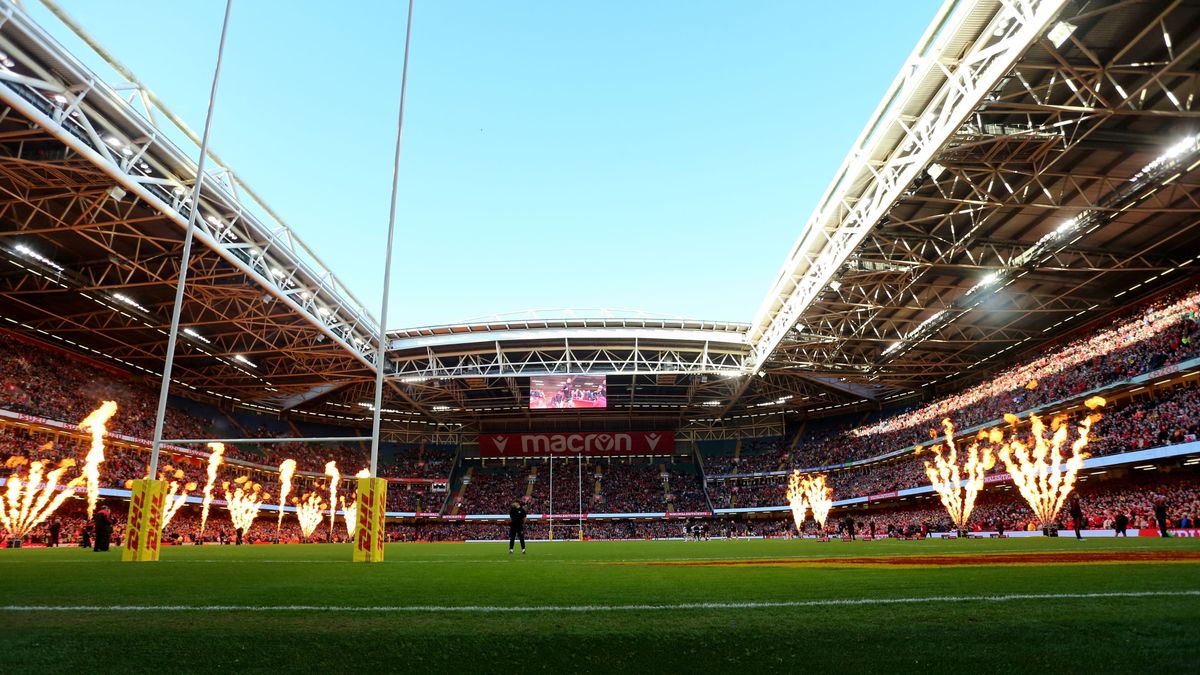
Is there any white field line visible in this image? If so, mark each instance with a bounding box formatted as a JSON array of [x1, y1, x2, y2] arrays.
[[2, 591, 1197, 613]]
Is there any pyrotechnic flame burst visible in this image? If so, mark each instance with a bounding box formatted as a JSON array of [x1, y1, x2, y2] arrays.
[[341, 469, 369, 537], [993, 397, 1105, 528], [277, 459, 297, 531], [923, 419, 996, 530], [199, 442, 225, 534], [223, 477, 269, 535], [294, 492, 325, 540], [77, 400, 117, 519], [785, 470, 808, 532], [324, 461, 340, 537], [340, 495, 357, 537], [159, 466, 196, 530], [0, 457, 83, 539], [784, 471, 833, 530], [804, 474, 834, 528]]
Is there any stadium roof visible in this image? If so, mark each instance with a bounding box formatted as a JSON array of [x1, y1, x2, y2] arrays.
[[1, 0, 1198, 440]]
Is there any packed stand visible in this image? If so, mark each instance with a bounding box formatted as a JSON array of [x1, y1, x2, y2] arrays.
[[708, 288, 1200, 474], [379, 443, 456, 480]]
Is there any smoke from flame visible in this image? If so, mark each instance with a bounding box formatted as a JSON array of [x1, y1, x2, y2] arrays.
[[78, 400, 118, 519]]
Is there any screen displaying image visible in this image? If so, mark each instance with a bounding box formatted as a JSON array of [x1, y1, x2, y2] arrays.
[[529, 375, 607, 409]]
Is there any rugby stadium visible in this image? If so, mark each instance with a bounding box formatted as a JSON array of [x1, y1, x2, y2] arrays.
[[1, 0, 1199, 672]]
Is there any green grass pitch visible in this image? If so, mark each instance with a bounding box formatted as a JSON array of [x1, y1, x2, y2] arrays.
[[2, 537, 1199, 673]]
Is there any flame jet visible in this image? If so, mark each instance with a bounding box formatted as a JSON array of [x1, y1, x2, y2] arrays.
[[923, 419, 996, 532], [294, 492, 325, 540], [277, 459, 297, 531], [78, 401, 118, 518], [160, 466, 196, 530], [785, 470, 808, 533], [804, 474, 834, 528], [0, 456, 84, 538], [199, 443, 225, 534], [224, 475, 269, 536], [994, 397, 1105, 528], [324, 461, 340, 538]]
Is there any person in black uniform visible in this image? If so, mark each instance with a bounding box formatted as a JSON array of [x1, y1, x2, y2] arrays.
[[48, 519, 61, 548], [1069, 496, 1084, 540], [1114, 511, 1128, 537], [868, 521, 876, 540], [80, 521, 93, 548], [93, 504, 112, 552], [235, 527, 244, 546], [1153, 499, 1170, 537], [508, 500, 527, 554]]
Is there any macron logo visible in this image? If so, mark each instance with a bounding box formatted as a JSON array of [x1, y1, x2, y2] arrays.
[[646, 433, 661, 450], [494, 436, 508, 453]]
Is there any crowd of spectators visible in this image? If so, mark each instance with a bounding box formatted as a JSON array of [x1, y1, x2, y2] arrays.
[[707, 382, 1200, 509], [710, 287, 1200, 474], [854, 288, 1200, 441], [826, 472, 1200, 536], [592, 463, 665, 512], [703, 437, 789, 475], [452, 467, 533, 515], [0, 331, 206, 444], [379, 444, 455, 480], [665, 464, 710, 512], [445, 460, 710, 516]]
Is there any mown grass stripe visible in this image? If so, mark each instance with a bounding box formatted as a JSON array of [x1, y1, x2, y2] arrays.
[[4, 590, 1197, 613]]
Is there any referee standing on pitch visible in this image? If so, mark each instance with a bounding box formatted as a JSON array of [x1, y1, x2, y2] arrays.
[[508, 499, 527, 554]]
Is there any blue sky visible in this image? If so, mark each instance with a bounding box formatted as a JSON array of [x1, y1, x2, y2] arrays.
[[30, 0, 941, 328]]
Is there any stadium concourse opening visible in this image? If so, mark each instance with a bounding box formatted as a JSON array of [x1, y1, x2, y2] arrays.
[[3, 0, 1200, 672]]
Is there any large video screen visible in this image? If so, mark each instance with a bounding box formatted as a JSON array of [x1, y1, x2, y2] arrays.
[[529, 375, 607, 410]]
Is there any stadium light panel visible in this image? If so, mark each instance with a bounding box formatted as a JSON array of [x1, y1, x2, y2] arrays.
[[112, 293, 148, 312], [183, 328, 211, 344], [14, 243, 65, 271]]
